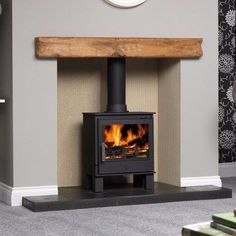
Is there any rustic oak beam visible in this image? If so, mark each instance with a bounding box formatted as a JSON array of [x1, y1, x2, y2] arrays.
[[35, 37, 203, 59]]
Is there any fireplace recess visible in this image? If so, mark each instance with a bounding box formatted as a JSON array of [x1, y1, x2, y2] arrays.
[[34, 37, 203, 193], [83, 58, 154, 192]]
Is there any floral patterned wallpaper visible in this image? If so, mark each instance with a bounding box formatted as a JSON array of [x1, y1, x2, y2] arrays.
[[219, 0, 236, 163]]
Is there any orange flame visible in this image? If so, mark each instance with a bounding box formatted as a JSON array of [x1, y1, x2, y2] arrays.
[[104, 124, 148, 148], [104, 124, 123, 146]]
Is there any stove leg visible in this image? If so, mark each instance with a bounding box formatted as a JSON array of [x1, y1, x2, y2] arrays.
[[93, 176, 104, 193], [133, 175, 144, 187], [134, 174, 154, 190], [144, 174, 154, 190], [84, 174, 92, 190]]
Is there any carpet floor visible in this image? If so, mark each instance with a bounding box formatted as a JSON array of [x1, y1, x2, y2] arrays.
[[0, 178, 235, 236]]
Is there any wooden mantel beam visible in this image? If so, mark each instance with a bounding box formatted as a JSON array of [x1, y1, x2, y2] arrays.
[[35, 37, 203, 59]]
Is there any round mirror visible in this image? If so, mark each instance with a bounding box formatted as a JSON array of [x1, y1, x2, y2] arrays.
[[104, 0, 147, 8]]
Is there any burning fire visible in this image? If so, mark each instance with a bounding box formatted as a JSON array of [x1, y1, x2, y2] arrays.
[[104, 124, 149, 149]]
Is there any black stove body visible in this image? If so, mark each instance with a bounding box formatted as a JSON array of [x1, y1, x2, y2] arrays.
[[83, 58, 155, 193]]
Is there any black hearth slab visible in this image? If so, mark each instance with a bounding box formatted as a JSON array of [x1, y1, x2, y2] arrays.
[[22, 182, 232, 212]]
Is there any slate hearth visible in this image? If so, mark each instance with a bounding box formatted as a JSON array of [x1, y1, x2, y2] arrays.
[[23, 183, 232, 212]]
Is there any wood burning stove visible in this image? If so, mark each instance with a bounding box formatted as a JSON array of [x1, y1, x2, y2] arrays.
[[83, 58, 154, 192]]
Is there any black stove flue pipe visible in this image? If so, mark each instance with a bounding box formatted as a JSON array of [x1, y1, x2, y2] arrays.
[[106, 58, 128, 113]]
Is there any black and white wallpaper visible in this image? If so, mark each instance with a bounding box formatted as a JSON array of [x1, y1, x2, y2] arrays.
[[219, 0, 236, 163]]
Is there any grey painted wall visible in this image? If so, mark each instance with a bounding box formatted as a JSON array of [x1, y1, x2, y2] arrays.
[[0, 0, 13, 186], [0, 0, 218, 187]]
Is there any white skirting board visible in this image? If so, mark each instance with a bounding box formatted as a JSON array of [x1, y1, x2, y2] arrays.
[[219, 162, 236, 178], [0, 182, 58, 206], [181, 176, 222, 187]]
